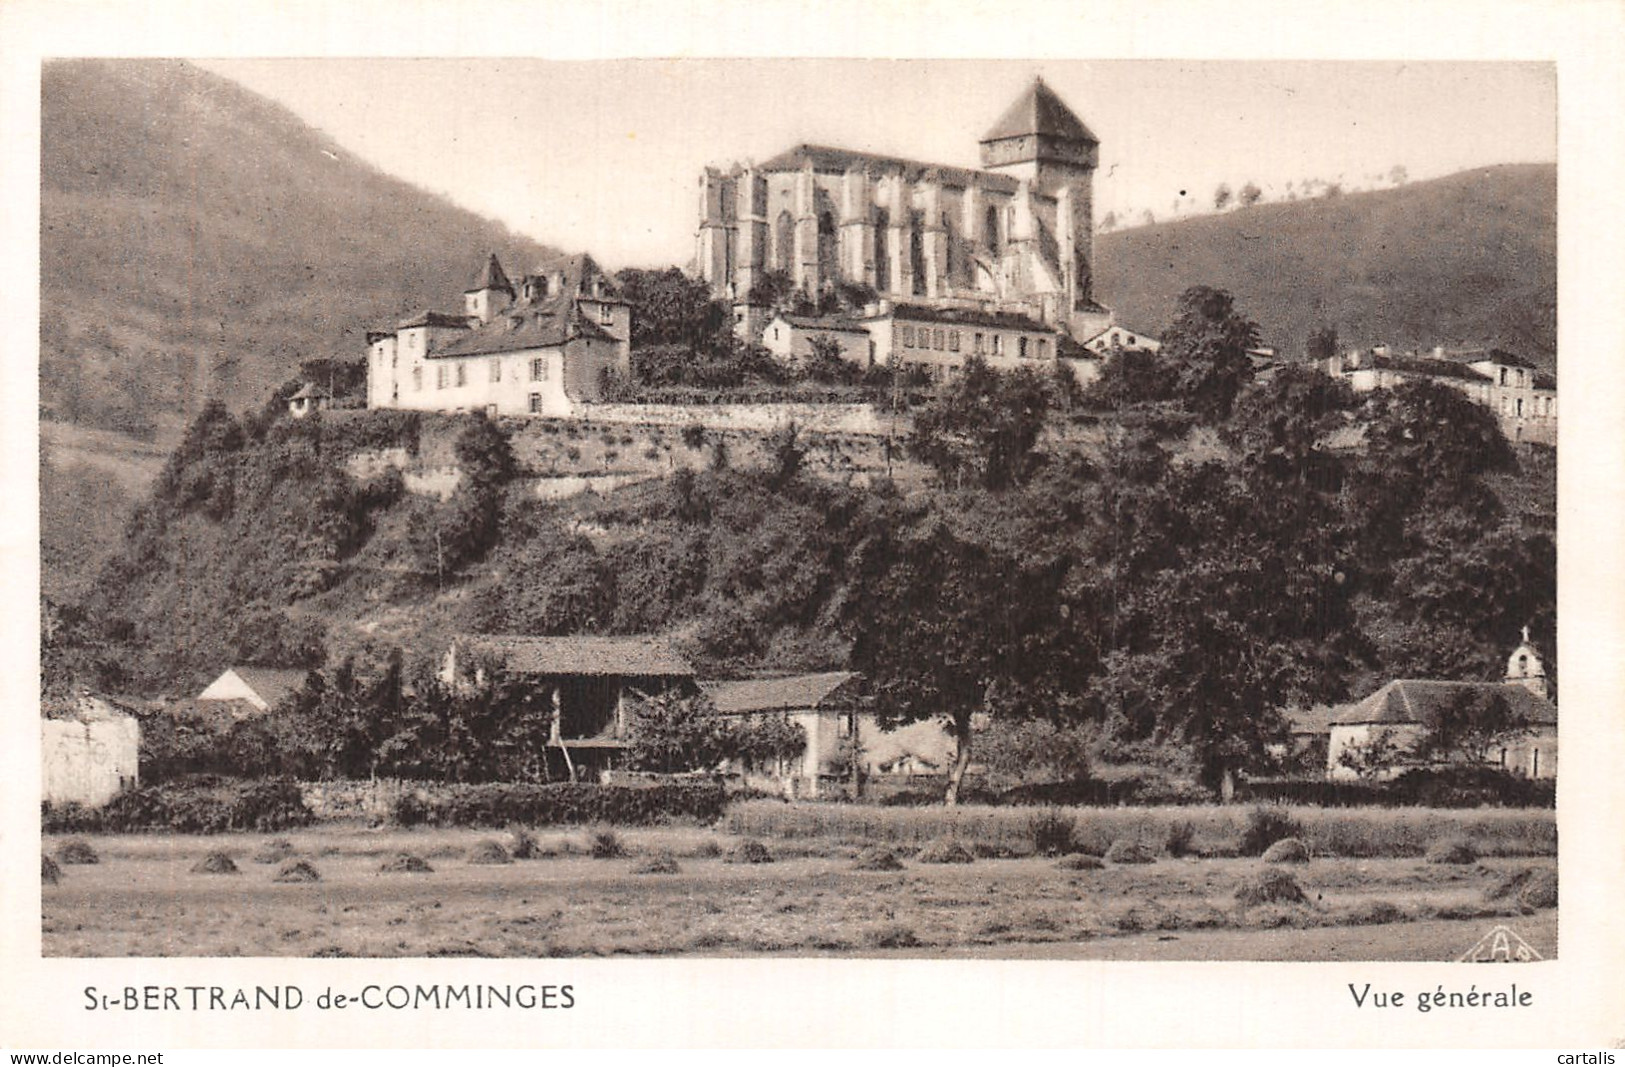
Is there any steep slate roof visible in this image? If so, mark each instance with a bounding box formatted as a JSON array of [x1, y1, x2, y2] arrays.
[[1329, 680, 1556, 727], [455, 635, 694, 678], [436, 308, 575, 359], [527, 251, 625, 302], [397, 310, 472, 331], [981, 77, 1098, 146], [1482, 348, 1538, 370], [883, 302, 1054, 333], [466, 252, 514, 295], [704, 672, 859, 714], [755, 144, 1019, 193]]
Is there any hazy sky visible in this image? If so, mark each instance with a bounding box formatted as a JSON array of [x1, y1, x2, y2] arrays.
[[201, 59, 1554, 270]]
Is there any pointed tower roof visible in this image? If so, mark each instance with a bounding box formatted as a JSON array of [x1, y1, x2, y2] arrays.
[[466, 253, 514, 295], [981, 77, 1097, 146]]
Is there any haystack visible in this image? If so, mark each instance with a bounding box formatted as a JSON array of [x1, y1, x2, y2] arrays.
[[1262, 837, 1311, 864], [852, 847, 905, 872], [379, 852, 434, 873], [273, 859, 321, 883], [916, 839, 975, 865], [191, 851, 240, 875], [253, 839, 296, 864], [467, 839, 513, 865], [1234, 868, 1309, 908], [632, 851, 681, 875], [55, 839, 99, 865], [1104, 839, 1156, 865]]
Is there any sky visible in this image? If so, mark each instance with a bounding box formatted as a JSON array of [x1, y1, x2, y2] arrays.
[[200, 58, 1556, 271]]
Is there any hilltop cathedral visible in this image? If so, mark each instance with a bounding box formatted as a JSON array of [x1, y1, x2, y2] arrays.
[[697, 78, 1116, 351]]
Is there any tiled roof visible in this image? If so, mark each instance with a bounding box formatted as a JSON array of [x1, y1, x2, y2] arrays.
[[779, 314, 871, 335], [436, 308, 574, 359], [455, 635, 694, 678], [526, 252, 625, 302], [1481, 348, 1539, 370], [397, 310, 473, 330], [1365, 355, 1493, 383], [881, 302, 1054, 333], [981, 77, 1098, 146], [467, 252, 514, 295], [754, 144, 1019, 193], [703, 672, 859, 714], [1533, 371, 1557, 390], [1329, 680, 1556, 727]]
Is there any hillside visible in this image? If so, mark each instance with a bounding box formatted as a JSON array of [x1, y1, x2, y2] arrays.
[[40, 58, 560, 442], [1096, 164, 1556, 367]]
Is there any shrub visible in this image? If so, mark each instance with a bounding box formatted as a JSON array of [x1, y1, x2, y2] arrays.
[[1239, 805, 1305, 856], [852, 847, 905, 871], [590, 829, 627, 859], [1028, 808, 1076, 856], [731, 839, 773, 865], [1056, 854, 1104, 871], [274, 859, 321, 882], [389, 782, 727, 828], [64, 778, 314, 835], [1262, 837, 1311, 864], [1166, 819, 1198, 858], [191, 851, 240, 874], [1234, 868, 1308, 908], [916, 839, 975, 864], [632, 851, 681, 875], [42, 855, 62, 884], [467, 839, 512, 865], [379, 852, 434, 873], [1104, 839, 1156, 865], [1425, 837, 1479, 865], [55, 839, 100, 865]]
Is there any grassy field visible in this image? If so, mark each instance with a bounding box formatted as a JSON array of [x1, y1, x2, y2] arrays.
[[41, 819, 1557, 959], [723, 801, 1559, 859]]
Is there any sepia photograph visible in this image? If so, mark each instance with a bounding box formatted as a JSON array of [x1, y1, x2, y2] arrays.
[[33, 55, 1563, 964], [6, 0, 1624, 1049]]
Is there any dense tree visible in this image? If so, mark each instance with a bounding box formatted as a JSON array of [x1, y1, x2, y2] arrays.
[[1306, 324, 1340, 362], [843, 498, 1075, 803], [1239, 182, 1263, 207], [1411, 689, 1532, 767], [1213, 183, 1233, 211], [910, 357, 1052, 490], [1159, 286, 1260, 422], [615, 266, 729, 353]]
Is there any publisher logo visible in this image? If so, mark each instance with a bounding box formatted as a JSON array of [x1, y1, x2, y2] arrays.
[[1458, 924, 1543, 962]]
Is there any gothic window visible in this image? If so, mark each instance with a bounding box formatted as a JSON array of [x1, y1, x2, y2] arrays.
[[909, 212, 926, 296], [985, 204, 1000, 252], [942, 212, 957, 285], [817, 211, 838, 282], [775, 210, 795, 273], [874, 208, 890, 292]]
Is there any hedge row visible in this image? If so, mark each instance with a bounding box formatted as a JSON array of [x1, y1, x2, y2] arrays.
[[1236, 768, 1556, 809], [42, 777, 314, 834], [391, 782, 728, 828]]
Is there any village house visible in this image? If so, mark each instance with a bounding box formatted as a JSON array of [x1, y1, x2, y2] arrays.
[[699, 78, 1114, 348], [760, 313, 873, 368], [441, 634, 696, 781], [1322, 345, 1557, 446], [197, 666, 312, 716], [365, 252, 632, 417], [1326, 632, 1557, 781], [287, 382, 331, 418], [704, 671, 863, 797], [1078, 324, 1161, 356], [42, 694, 140, 807]]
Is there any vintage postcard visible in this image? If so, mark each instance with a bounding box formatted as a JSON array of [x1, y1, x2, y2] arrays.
[[3, 0, 1622, 1050]]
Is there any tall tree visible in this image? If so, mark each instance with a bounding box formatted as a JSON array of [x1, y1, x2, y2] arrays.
[[1160, 286, 1260, 422], [843, 498, 1074, 803], [910, 357, 1052, 490]]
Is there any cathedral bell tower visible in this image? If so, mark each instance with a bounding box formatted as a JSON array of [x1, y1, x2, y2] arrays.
[[979, 77, 1103, 335]]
